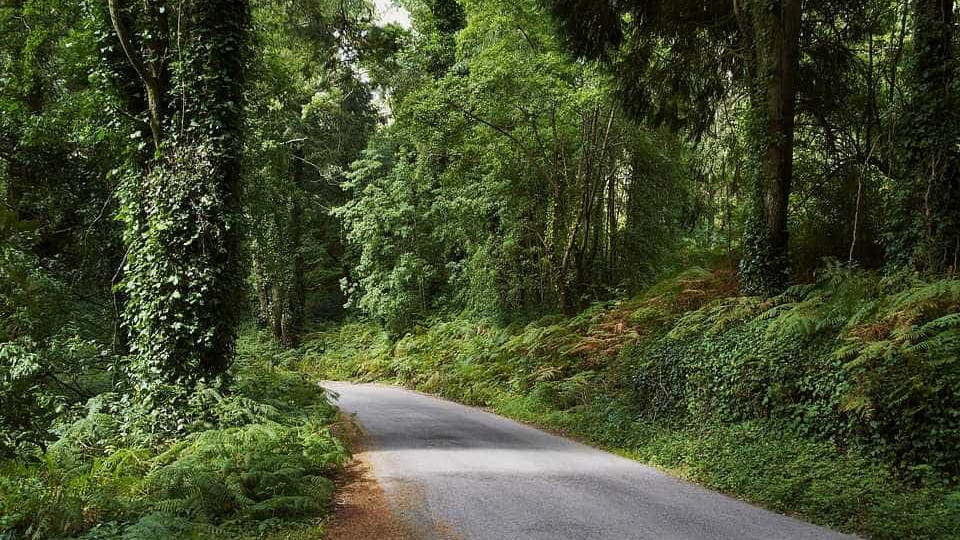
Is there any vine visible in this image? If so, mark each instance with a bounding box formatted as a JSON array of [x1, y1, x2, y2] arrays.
[[115, 0, 250, 406]]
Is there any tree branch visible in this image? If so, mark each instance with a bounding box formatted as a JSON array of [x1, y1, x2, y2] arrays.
[[107, 0, 164, 149]]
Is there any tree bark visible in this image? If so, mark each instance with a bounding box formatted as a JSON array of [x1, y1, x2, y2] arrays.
[[254, 252, 270, 329], [762, 0, 800, 258], [106, 0, 169, 149], [270, 279, 283, 342], [739, 0, 803, 295], [909, 0, 958, 271]]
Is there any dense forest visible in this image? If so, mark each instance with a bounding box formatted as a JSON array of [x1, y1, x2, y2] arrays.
[[1, 0, 959, 538]]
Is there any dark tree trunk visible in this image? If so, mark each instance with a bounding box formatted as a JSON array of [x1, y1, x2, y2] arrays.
[[905, 0, 959, 272], [739, 0, 803, 295], [270, 279, 283, 342], [607, 171, 617, 284], [283, 145, 306, 348], [254, 253, 270, 329]]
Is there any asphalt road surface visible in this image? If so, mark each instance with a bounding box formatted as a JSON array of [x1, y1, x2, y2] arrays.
[[323, 382, 857, 540]]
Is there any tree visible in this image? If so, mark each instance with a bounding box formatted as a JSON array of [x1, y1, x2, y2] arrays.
[[105, 0, 251, 398], [1, 0, 129, 453], [339, 0, 694, 327], [894, 0, 959, 272], [545, 0, 807, 294], [737, 0, 803, 294], [245, 0, 376, 347]]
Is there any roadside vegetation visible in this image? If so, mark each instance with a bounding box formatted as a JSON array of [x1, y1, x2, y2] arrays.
[[296, 265, 960, 539], [0, 334, 348, 539], [4, 0, 960, 537]]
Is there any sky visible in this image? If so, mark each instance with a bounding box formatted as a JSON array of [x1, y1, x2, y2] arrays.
[[373, 0, 412, 28]]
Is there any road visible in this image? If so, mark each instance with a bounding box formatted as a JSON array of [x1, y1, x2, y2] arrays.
[[323, 382, 857, 540]]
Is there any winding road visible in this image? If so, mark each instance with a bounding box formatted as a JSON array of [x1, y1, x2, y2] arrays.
[[323, 382, 857, 540]]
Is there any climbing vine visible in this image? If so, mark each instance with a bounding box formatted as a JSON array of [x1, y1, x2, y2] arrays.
[[113, 0, 250, 403]]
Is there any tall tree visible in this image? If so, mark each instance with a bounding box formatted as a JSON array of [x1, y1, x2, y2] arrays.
[[245, 0, 376, 347], [106, 0, 251, 396], [544, 0, 806, 294], [738, 0, 803, 294], [339, 0, 694, 327], [896, 0, 959, 272]]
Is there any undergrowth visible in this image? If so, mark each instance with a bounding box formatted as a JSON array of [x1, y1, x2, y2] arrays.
[[298, 264, 960, 539], [0, 332, 348, 540]]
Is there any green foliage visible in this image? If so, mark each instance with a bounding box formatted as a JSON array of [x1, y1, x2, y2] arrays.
[[301, 266, 960, 538], [0, 0, 129, 456], [339, 0, 695, 329], [885, 0, 960, 273], [120, 144, 245, 399], [111, 0, 251, 407], [244, 0, 377, 345], [629, 264, 960, 481], [6, 0, 960, 537], [0, 335, 348, 540], [0, 340, 58, 457], [336, 146, 445, 331]]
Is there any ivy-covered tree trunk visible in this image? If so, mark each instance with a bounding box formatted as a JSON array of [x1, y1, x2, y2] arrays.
[[739, 0, 802, 295], [112, 0, 250, 397], [897, 0, 959, 272]]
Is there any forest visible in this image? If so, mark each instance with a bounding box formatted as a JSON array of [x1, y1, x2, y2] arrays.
[[1, 0, 959, 538]]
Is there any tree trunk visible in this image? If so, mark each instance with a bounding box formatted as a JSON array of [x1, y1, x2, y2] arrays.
[[81, 0, 251, 398], [607, 170, 617, 284], [739, 0, 802, 295], [253, 252, 270, 329], [907, 0, 959, 272], [270, 279, 283, 342], [283, 145, 306, 348]]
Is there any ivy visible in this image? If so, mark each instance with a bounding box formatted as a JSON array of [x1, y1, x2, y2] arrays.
[[116, 0, 251, 410]]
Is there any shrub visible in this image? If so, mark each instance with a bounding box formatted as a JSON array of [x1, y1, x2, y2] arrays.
[[0, 337, 348, 539]]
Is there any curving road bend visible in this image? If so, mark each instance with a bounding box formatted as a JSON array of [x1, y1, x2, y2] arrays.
[[323, 382, 857, 540]]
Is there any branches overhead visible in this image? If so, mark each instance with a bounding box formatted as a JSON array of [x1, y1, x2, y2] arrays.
[[106, 0, 169, 150]]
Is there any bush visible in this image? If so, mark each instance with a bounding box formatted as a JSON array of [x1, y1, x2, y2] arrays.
[[0, 336, 348, 539], [628, 265, 960, 481], [301, 265, 960, 538]]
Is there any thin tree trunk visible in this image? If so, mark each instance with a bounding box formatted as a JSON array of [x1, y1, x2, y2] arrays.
[[607, 170, 617, 284], [284, 145, 306, 348], [253, 252, 270, 329], [270, 279, 283, 342]]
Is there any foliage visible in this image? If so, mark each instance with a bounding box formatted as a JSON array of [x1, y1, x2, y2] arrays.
[[630, 264, 960, 481], [244, 0, 377, 346], [0, 335, 348, 540], [0, 0, 127, 457], [299, 266, 960, 538], [339, 0, 696, 330], [111, 0, 251, 404], [120, 144, 245, 400], [5, 0, 960, 536]]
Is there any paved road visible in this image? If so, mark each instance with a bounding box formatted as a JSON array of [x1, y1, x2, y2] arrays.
[[323, 382, 857, 540]]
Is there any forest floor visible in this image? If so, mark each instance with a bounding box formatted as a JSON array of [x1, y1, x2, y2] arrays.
[[322, 381, 854, 540]]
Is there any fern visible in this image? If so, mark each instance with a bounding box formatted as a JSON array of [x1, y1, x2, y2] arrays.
[[1, 346, 349, 540]]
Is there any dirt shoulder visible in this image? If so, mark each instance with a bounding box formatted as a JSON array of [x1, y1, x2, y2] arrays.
[[325, 416, 420, 540]]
